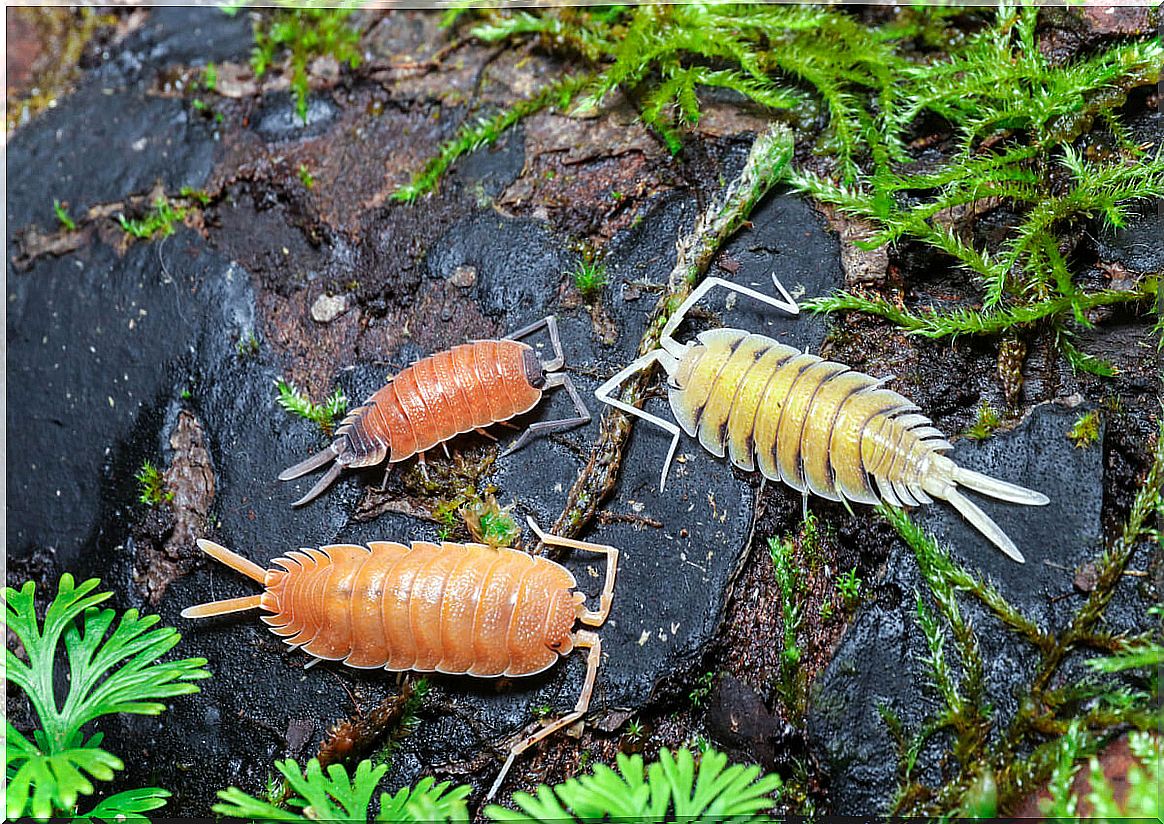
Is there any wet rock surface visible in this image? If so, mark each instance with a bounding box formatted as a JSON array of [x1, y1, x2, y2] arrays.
[[6, 6, 1161, 818]]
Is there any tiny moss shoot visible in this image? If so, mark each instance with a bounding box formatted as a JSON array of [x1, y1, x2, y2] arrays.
[[52, 199, 76, 231], [250, 4, 363, 125], [203, 62, 217, 92], [1067, 410, 1101, 449], [180, 186, 211, 205], [688, 670, 716, 707], [118, 197, 186, 240], [767, 534, 804, 706], [836, 566, 862, 608], [274, 378, 348, 436], [964, 401, 1002, 441], [236, 332, 260, 359], [573, 259, 608, 302], [298, 163, 315, 189], [135, 460, 173, 506]]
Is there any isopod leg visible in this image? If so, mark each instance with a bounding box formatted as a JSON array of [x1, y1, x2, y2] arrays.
[[486, 630, 602, 801], [660, 273, 800, 347], [593, 351, 683, 492], [416, 451, 430, 482], [500, 372, 592, 457], [504, 314, 566, 372], [525, 517, 618, 625], [372, 462, 395, 493]]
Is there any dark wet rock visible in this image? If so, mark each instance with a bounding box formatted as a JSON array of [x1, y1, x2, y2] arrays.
[[5, 89, 219, 231], [807, 403, 1125, 816], [254, 94, 339, 141], [705, 674, 796, 770]]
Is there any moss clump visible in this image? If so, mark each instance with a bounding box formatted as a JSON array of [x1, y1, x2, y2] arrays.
[[405, 5, 1159, 372], [572, 259, 608, 302], [135, 460, 173, 507], [250, 4, 362, 124], [117, 197, 186, 240], [1067, 410, 1101, 449], [963, 401, 1002, 441]]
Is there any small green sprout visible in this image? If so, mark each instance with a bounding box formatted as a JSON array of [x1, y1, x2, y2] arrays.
[[820, 601, 834, 622], [298, 163, 315, 189], [1067, 410, 1100, 449], [274, 378, 348, 436], [963, 401, 1001, 441], [531, 704, 553, 720], [624, 718, 645, 741], [236, 332, 260, 359], [203, 62, 218, 91], [688, 670, 716, 707], [135, 460, 173, 506], [53, 199, 76, 231], [836, 566, 862, 608], [180, 186, 211, 205], [117, 197, 186, 240], [768, 536, 803, 668], [573, 259, 608, 302]]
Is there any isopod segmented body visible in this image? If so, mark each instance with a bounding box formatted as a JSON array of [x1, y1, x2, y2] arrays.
[[280, 316, 590, 506], [182, 519, 617, 799], [596, 276, 1048, 562]]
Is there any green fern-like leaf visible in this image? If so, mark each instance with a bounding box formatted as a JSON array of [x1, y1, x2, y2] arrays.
[[78, 787, 172, 822], [3, 575, 209, 820], [214, 759, 470, 822], [487, 747, 782, 822]]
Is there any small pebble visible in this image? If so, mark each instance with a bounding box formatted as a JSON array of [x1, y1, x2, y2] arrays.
[[449, 264, 477, 289], [311, 293, 348, 323]]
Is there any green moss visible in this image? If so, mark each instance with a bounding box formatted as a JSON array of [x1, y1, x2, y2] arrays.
[[459, 494, 519, 548], [1067, 410, 1101, 449], [297, 164, 315, 190], [117, 197, 186, 240], [403, 5, 1158, 368], [836, 566, 861, 608], [964, 401, 1002, 441], [135, 461, 173, 507], [250, 4, 362, 125], [874, 421, 1164, 817], [688, 670, 716, 707], [393, 75, 588, 203], [274, 378, 348, 436], [572, 259, 608, 302]]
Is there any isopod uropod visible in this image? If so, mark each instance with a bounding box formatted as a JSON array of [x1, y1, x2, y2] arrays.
[[181, 518, 618, 799], [595, 275, 1049, 562], [279, 315, 590, 506]]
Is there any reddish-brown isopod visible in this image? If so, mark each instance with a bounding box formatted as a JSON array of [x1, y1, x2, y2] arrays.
[[279, 316, 590, 506], [181, 518, 618, 799]]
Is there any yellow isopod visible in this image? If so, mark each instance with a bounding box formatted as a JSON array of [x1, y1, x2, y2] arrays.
[[595, 275, 1049, 563]]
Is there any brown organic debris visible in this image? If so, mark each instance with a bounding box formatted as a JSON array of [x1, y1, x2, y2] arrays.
[[133, 410, 216, 604], [317, 678, 420, 768]]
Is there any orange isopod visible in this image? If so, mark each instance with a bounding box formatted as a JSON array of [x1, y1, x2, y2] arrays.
[[279, 316, 590, 506], [181, 518, 618, 799]]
